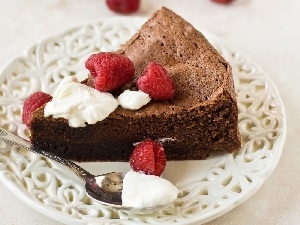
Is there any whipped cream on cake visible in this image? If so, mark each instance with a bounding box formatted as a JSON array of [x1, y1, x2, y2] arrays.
[[44, 76, 152, 128], [44, 76, 119, 127], [117, 90, 151, 110], [121, 170, 178, 208]]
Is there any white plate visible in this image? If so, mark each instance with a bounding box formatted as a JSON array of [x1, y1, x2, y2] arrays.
[[0, 17, 286, 225]]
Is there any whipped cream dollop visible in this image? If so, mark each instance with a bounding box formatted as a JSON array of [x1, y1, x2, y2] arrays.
[[121, 170, 178, 208], [117, 90, 151, 110], [44, 76, 119, 127]]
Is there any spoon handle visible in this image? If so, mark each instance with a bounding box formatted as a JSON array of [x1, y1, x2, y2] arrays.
[[0, 128, 92, 183]]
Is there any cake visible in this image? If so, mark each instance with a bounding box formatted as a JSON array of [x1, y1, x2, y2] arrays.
[[29, 7, 241, 162]]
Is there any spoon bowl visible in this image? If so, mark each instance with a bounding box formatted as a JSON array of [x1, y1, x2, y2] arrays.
[[85, 172, 126, 208], [0, 128, 169, 212]]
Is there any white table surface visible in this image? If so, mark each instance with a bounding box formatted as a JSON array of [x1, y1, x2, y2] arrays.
[[0, 0, 299, 224]]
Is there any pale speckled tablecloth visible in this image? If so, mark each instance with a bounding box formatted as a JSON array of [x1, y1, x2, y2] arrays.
[[0, 0, 300, 224]]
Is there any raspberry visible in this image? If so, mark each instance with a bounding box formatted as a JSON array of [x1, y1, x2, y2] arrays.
[[106, 0, 140, 14], [130, 139, 166, 176], [85, 54, 99, 78], [211, 0, 235, 4], [22, 92, 52, 127], [137, 62, 176, 100], [85, 52, 135, 92]]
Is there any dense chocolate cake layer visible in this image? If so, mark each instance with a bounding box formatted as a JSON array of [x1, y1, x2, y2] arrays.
[[30, 7, 241, 162]]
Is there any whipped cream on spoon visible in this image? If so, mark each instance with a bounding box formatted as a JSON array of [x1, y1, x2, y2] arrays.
[[0, 128, 178, 212]]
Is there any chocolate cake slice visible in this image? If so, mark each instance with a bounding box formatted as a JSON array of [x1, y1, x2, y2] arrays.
[[29, 7, 241, 162]]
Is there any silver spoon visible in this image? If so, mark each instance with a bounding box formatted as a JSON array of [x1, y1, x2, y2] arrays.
[[0, 128, 148, 211]]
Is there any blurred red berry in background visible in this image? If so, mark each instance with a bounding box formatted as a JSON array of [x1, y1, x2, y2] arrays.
[[106, 0, 140, 14], [211, 0, 235, 4]]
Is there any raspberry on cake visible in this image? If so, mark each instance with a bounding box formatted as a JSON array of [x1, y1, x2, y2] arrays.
[[22, 92, 52, 128], [28, 7, 241, 162], [137, 62, 176, 101], [85, 52, 135, 92]]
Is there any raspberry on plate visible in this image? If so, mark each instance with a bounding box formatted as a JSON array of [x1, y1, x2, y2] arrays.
[[106, 0, 140, 14], [130, 139, 166, 176], [137, 62, 176, 100], [85, 52, 135, 92], [22, 91, 52, 127]]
